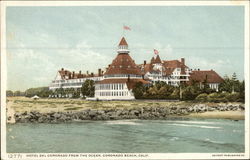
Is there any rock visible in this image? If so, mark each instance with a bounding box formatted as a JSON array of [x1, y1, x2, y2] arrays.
[[53, 112, 61, 119], [170, 106, 177, 110], [38, 116, 46, 123], [89, 110, 97, 118], [130, 110, 140, 116], [239, 104, 245, 110], [208, 107, 215, 111]]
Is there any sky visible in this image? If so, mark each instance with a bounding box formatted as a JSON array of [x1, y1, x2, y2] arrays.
[[6, 6, 245, 91]]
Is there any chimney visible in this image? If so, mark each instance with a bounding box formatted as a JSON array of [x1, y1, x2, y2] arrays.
[[73, 71, 75, 78], [91, 72, 94, 77], [181, 58, 185, 65], [79, 70, 81, 74], [86, 71, 89, 75], [198, 68, 200, 71], [69, 73, 72, 79], [98, 69, 101, 76], [144, 60, 146, 65], [108, 64, 111, 68], [61, 68, 64, 71]]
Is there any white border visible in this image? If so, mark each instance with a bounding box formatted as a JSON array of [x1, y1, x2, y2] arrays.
[[1, 1, 249, 160]]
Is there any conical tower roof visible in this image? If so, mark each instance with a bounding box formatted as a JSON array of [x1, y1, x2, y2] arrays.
[[154, 55, 162, 63], [104, 53, 142, 75], [150, 57, 155, 64], [104, 37, 142, 75], [119, 37, 128, 46]]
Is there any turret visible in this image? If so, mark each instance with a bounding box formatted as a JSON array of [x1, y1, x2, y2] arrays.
[[117, 37, 129, 54]]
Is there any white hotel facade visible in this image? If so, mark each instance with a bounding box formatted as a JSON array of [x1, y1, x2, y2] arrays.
[[49, 37, 224, 100]]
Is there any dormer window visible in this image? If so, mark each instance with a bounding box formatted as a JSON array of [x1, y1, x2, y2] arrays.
[[128, 65, 131, 68], [120, 65, 122, 68]]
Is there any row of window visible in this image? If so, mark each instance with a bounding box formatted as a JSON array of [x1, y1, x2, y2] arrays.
[[104, 74, 142, 78], [209, 83, 219, 89], [96, 83, 125, 90], [53, 77, 102, 84], [97, 91, 130, 97], [50, 82, 83, 88]]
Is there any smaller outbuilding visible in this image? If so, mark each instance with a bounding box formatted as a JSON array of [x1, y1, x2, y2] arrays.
[[31, 95, 40, 100]]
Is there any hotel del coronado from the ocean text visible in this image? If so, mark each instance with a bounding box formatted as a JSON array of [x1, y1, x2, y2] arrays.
[[49, 37, 224, 100]]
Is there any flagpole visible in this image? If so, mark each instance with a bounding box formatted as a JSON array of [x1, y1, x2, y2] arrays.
[[123, 24, 125, 36]]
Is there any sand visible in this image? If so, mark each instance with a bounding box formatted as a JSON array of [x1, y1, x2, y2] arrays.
[[186, 111, 245, 120], [6, 97, 245, 121]]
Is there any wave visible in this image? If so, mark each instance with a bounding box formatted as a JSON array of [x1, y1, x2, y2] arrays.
[[167, 123, 221, 129], [204, 138, 224, 144], [170, 137, 179, 141], [166, 120, 219, 125], [105, 120, 141, 125]]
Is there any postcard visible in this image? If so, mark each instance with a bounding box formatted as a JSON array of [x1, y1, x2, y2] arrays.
[[1, 1, 249, 160]]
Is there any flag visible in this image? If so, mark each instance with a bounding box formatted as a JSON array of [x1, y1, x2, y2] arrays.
[[123, 25, 131, 30], [154, 49, 159, 55]]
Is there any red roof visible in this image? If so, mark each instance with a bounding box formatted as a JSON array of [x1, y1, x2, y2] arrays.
[[188, 70, 224, 84], [59, 69, 102, 80], [104, 53, 142, 75], [97, 78, 150, 90], [119, 37, 128, 46], [163, 60, 188, 68], [150, 57, 155, 64], [163, 60, 188, 75], [143, 64, 154, 73], [153, 55, 162, 64], [138, 59, 188, 75]]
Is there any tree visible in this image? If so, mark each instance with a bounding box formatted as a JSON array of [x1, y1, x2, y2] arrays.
[[219, 76, 231, 92], [182, 85, 202, 100], [132, 82, 144, 99], [6, 90, 14, 97], [14, 91, 21, 96], [81, 80, 95, 97], [219, 73, 241, 93], [239, 80, 245, 102]]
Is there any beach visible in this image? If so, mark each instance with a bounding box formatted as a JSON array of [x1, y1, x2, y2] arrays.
[[6, 97, 245, 123]]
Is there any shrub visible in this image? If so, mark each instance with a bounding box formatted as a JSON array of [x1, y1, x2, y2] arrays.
[[207, 92, 229, 103], [225, 93, 241, 102], [195, 93, 208, 102]]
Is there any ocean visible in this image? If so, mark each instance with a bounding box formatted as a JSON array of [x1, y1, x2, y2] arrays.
[[7, 118, 244, 153]]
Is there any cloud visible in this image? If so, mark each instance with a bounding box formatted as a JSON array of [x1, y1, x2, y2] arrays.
[[7, 39, 112, 91]]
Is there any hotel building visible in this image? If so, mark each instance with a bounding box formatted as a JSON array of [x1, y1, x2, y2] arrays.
[[49, 37, 224, 100]]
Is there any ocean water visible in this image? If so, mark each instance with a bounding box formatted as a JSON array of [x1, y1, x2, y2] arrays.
[[7, 118, 244, 153]]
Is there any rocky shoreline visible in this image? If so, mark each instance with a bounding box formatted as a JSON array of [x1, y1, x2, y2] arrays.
[[12, 103, 245, 123]]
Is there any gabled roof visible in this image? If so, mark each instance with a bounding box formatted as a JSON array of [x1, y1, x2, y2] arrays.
[[119, 37, 128, 46], [189, 70, 224, 84], [163, 60, 188, 75], [163, 60, 188, 69], [144, 63, 154, 73]]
